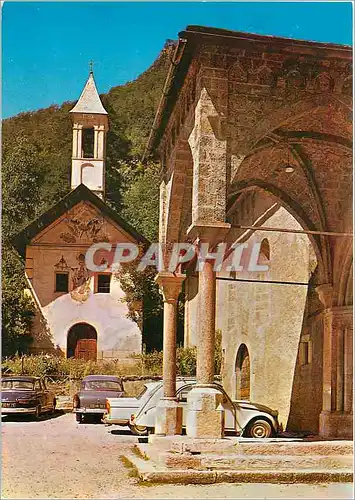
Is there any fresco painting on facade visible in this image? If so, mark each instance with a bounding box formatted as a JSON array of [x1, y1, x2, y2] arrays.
[[70, 254, 92, 303]]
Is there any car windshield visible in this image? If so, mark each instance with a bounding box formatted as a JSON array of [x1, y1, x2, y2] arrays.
[[2, 380, 34, 390], [82, 380, 123, 391], [137, 385, 148, 399]]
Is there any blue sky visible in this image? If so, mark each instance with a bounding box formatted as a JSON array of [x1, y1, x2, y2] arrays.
[[2, 2, 353, 118]]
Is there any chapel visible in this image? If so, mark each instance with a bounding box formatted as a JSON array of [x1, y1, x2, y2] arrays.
[[13, 71, 147, 362]]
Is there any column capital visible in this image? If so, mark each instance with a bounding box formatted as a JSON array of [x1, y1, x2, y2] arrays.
[[155, 272, 185, 303], [315, 283, 334, 309], [187, 222, 231, 246]]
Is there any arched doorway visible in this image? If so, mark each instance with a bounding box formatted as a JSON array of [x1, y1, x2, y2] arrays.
[[67, 323, 97, 361], [236, 344, 250, 400]]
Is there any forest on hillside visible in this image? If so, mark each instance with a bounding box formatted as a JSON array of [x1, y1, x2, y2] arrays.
[[2, 43, 175, 356]]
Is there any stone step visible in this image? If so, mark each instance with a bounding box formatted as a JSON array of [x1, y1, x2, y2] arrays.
[[161, 453, 352, 471], [236, 440, 354, 456], [137, 444, 353, 471], [126, 453, 353, 484], [195, 454, 352, 471], [168, 437, 353, 456]]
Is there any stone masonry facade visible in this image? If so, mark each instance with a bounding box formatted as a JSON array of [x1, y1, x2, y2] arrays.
[[150, 27, 352, 439]]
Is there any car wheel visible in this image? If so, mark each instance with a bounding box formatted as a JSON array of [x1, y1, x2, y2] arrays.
[[129, 424, 148, 436], [35, 405, 42, 420], [246, 419, 273, 438], [76, 413, 83, 423], [51, 398, 56, 414]]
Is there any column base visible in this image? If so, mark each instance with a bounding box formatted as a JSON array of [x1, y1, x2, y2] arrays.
[[319, 411, 353, 439], [186, 386, 225, 439], [155, 398, 183, 436]]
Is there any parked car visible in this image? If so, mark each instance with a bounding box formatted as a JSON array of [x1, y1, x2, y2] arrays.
[[103, 378, 196, 435], [1, 376, 56, 418], [73, 375, 124, 423], [105, 379, 280, 438]]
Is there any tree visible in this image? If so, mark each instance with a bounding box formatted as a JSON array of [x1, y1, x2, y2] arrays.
[[114, 161, 164, 350], [1, 137, 45, 355], [2, 249, 35, 357], [121, 161, 160, 242]]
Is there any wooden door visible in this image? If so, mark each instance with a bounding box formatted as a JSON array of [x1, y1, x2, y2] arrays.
[[75, 339, 97, 361]]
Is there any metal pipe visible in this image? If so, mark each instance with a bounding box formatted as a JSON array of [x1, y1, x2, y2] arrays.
[[216, 276, 309, 286], [231, 225, 353, 237]]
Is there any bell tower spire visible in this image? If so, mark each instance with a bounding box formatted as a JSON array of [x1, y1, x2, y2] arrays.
[[69, 69, 109, 199]]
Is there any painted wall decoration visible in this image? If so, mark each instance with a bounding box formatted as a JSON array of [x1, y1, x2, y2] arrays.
[[54, 255, 70, 271], [70, 254, 91, 303], [60, 205, 109, 243]]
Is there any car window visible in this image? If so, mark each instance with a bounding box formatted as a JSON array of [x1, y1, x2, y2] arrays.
[[176, 385, 193, 402], [34, 380, 42, 391], [83, 380, 123, 391], [137, 385, 148, 399], [2, 380, 34, 390]]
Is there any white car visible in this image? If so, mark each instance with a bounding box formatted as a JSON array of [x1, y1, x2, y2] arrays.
[[102, 380, 172, 435], [105, 379, 280, 438]]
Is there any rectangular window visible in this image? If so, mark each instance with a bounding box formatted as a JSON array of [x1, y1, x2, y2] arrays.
[[300, 340, 312, 366], [82, 127, 94, 158], [97, 274, 111, 294], [55, 273, 69, 292]]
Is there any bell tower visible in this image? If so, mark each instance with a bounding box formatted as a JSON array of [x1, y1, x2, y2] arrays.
[[70, 69, 109, 199]]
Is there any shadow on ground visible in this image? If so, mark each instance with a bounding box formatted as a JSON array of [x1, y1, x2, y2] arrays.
[[1, 409, 66, 423]]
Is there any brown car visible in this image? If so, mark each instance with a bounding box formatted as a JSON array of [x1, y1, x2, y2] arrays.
[[73, 375, 124, 424], [2, 376, 56, 419]]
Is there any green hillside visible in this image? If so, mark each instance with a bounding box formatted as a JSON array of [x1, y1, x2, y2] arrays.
[[2, 43, 173, 356]]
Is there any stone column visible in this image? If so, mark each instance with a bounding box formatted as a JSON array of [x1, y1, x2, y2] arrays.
[[154, 272, 185, 435], [97, 125, 105, 159], [336, 328, 344, 412], [343, 327, 353, 414], [197, 258, 216, 384], [77, 124, 83, 158], [72, 125, 79, 157], [317, 284, 353, 438], [94, 126, 99, 159], [185, 225, 230, 439]]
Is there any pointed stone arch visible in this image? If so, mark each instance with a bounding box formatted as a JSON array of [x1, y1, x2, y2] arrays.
[[228, 181, 326, 282], [241, 93, 352, 156], [235, 343, 250, 400]]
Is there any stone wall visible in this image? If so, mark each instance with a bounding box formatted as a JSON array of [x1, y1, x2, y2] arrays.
[[185, 206, 318, 430]]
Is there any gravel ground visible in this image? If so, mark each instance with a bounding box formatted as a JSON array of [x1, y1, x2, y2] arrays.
[[1, 412, 353, 499]]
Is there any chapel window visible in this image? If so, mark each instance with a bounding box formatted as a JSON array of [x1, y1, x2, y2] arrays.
[[260, 238, 270, 261], [96, 274, 111, 294], [55, 272, 69, 293], [299, 339, 312, 365]]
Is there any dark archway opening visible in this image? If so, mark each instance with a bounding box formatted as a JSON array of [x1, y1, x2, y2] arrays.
[[82, 127, 94, 158], [67, 323, 97, 361], [236, 343, 250, 400]]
